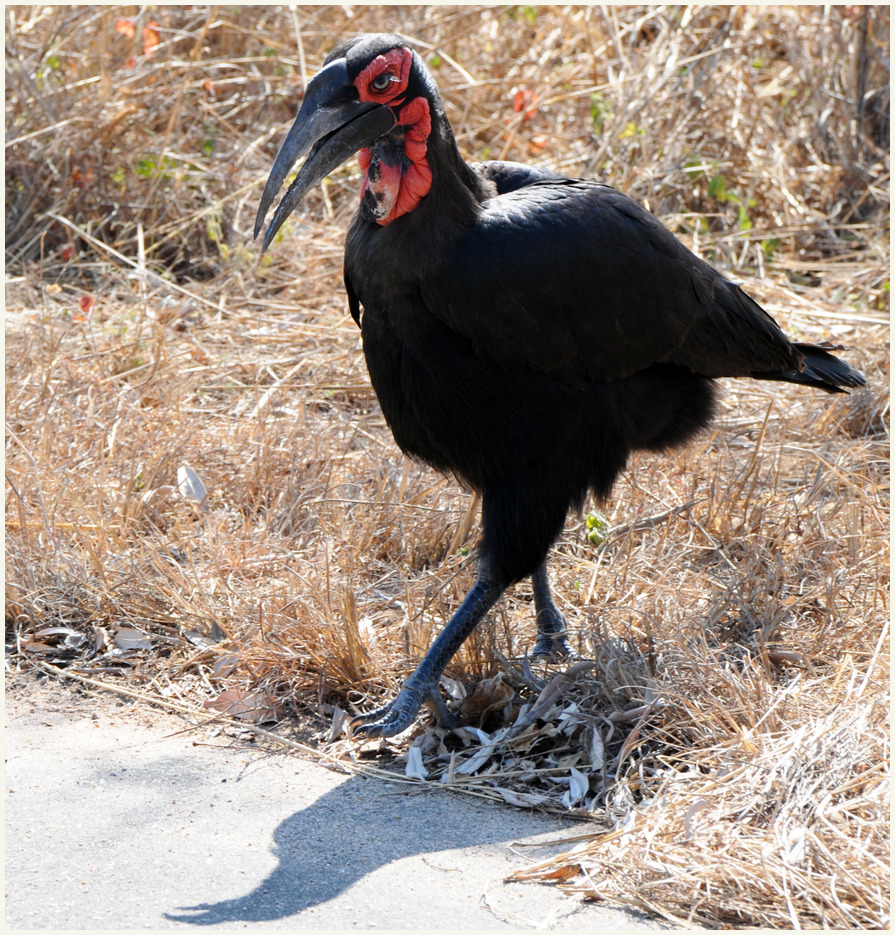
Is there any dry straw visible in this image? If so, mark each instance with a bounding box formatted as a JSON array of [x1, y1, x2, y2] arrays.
[[6, 6, 889, 929]]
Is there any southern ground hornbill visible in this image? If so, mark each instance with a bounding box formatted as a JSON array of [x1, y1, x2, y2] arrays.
[[255, 34, 865, 738]]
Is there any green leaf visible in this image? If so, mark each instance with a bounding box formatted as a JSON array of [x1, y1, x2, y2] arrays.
[[134, 158, 156, 178], [707, 174, 728, 201], [684, 156, 707, 178], [589, 92, 608, 134], [585, 510, 609, 546], [508, 5, 538, 24]]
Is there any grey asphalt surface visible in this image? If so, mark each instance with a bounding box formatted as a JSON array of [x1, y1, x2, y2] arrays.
[[5, 676, 666, 931]]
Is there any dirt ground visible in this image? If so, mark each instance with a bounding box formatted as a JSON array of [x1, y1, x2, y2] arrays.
[[5, 671, 667, 931]]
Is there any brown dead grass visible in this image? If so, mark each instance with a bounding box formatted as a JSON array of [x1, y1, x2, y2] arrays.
[[6, 5, 889, 930]]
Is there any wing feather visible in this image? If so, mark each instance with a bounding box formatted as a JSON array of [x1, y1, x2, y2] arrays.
[[419, 180, 801, 383]]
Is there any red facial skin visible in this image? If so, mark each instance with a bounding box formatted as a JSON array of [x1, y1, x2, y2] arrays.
[[355, 48, 412, 105], [353, 48, 433, 225]]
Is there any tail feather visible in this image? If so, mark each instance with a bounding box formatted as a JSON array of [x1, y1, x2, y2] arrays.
[[752, 342, 866, 395]]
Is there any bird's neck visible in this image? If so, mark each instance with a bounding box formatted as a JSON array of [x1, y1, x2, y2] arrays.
[[358, 97, 488, 229]]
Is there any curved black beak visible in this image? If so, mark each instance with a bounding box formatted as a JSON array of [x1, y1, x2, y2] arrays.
[[254, 57, 397, 252]]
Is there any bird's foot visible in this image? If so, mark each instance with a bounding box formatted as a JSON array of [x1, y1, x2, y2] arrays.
[[350, 681, 458, 739], [531, 606, 576, 660], [531, 632, 577, 660]]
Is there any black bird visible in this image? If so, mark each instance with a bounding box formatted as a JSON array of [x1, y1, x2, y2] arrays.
[[255, 34, 865, 738]]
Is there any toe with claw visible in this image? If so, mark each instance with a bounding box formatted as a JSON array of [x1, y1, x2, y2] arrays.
[[350, 680, 458, 739]]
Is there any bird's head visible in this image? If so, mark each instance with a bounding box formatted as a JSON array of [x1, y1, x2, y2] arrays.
[[255, 34, 445, 250]]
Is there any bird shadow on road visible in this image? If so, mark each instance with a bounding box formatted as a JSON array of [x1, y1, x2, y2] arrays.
[[163, 769, 572, 926]]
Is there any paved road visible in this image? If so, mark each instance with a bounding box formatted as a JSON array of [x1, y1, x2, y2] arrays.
[[5, 677, 664, 930]]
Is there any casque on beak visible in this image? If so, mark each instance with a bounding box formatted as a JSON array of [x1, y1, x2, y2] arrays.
[[254, 57, 397, 252]]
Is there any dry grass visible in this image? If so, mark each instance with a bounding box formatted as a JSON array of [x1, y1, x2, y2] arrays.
[[5, 5, 889, 930]]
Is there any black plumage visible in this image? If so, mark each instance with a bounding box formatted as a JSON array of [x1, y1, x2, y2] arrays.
[[255, 34, 865, 737]]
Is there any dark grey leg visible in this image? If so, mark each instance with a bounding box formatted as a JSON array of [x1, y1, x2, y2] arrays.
[[531, 560, 574, 658], [351, 576, 504, 738]]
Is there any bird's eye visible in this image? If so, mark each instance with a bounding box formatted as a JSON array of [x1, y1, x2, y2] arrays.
[[370, 72, 393, 92]]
